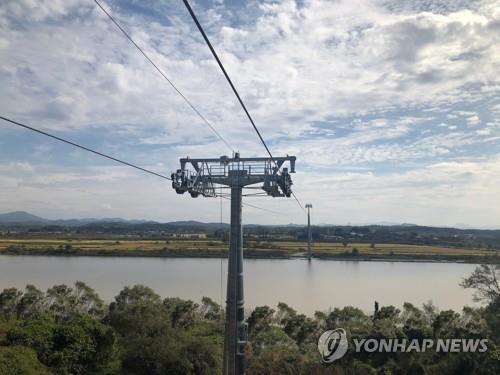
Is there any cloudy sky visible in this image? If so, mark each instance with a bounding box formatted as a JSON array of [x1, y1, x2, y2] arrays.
[[0, 0, 499, 227]]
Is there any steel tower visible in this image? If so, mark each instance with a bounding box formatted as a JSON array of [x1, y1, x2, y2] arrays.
[[171, 153, 296, 375], [306, 204, 313, 260]]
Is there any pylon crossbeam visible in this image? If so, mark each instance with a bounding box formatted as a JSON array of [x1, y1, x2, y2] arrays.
[[172, 154, 295, 197]]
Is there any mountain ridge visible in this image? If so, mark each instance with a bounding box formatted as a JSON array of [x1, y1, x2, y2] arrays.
[[0, 211, 498, 230]]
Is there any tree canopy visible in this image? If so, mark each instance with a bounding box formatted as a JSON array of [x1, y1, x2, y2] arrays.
[[0, 265, 498, 374]]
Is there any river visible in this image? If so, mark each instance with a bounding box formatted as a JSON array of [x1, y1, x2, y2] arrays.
[[0, 255, 479, 315]]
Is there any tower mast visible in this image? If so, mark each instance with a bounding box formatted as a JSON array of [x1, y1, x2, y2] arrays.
[[172, 153, 296, 374]]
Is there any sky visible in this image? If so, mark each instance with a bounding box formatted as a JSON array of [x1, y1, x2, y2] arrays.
[[0, 0, 499, 227]]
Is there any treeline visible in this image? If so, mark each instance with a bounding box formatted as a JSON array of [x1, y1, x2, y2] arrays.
[[258, 225, 500, 249], [3, 222, 500, 249], [0, 283, 224, 374], [0, 266, 500, 374]]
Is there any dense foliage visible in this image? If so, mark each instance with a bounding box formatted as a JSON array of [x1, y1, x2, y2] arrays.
[[0, 265, 499, 374]]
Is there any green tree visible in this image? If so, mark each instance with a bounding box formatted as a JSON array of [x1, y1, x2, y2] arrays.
[[45, 282, 105, 320], [373, 305, 404, 340], [107, 285, 163, 336], [484, 298, 500, 343], [461, 264, 500, 303], [0, 288, 22, 319], [250, 326, 298, 356], [246, 349, 306, 375], [432, 310, 460, 338], [422, 301, 439, 327], [326, 306, 372, 337], [108, 286, 221, 375], [17, 285, 45, 319], [247, 306, 275, 337], [182, 323, 223, 374], [7, 314, 117, 375], [199, 297, 221, 321], [163, 297, 199, 328], [72, 281, 106, 318], [0, 346, 50, 375], [274, 302, 296, 326], [400, 302, 431, 339], [282, 313, 316, 346]]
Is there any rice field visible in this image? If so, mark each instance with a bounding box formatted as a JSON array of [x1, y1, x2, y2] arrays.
[[0, 238, 497, 260]]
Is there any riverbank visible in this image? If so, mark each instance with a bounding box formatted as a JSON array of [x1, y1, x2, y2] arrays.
[[0, 238, 498, 264]]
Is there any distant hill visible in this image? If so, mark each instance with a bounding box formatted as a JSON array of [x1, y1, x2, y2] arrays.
[[0, 211, 48, 223], [165, 220, 224, 228], [0, 211, 497, 231], [0, 211, 230, 230], [0, 211, 150, 227]]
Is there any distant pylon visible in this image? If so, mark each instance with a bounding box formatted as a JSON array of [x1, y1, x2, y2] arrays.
[[306, 204, 313, 260]]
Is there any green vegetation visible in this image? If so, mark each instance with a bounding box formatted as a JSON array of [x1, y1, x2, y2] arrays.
[[0, 265, 499, 374], [1, 220, 499, 263]]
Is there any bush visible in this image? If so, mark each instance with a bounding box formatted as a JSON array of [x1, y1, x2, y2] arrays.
[[7, 314, 117, 375], [0, 346, 50, 375]]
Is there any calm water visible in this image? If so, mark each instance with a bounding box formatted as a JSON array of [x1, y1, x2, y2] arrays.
[[0, 255, 478, 314]]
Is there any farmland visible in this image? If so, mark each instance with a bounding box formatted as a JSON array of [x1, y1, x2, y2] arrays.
[[0, 237, 498, 263]]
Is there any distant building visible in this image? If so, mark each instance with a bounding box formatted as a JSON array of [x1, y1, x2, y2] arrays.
[[244, 233, 294, 240], [322, 235, 344, 241], [173, 233, 207, 239]]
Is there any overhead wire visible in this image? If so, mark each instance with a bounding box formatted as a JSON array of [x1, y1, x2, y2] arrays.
[[291, 191, 307, 214], [93, 0, 234, 153], [95, 0, 307, 214], [220, 196, 284, 216], [0, 116, 172, 181], [3, 1, 304, 218], [0, 116, 281, 216], [182, 0, 274, 164], [181, 0, 307, 214]]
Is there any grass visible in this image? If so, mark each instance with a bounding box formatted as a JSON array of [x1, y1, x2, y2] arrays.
[[0, 239, 227, 254], [0, 238, 498, 263], [267, 241, 495, 256]]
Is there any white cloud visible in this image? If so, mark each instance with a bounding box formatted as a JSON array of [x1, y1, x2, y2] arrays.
[[1, 0, 499, 137], [290, 155, 500, 226], [0, 162, 34, 173], [0, 0, 88, 23], [0, 0, 499, 226], [476, 128, 491, 135]]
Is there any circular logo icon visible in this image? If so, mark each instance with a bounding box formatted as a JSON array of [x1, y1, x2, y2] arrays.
[[318, 328, 348, 363]]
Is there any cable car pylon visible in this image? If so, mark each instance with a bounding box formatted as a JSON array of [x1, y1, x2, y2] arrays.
[[171, 152, 296, 375], [306, 204, 313, 260]]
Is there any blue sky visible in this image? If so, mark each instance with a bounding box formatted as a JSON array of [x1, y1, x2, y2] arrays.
[[0, 0, 499, 227]]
